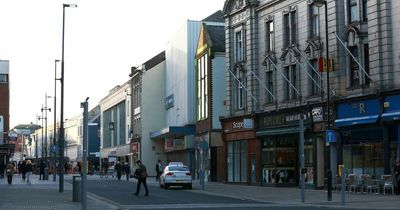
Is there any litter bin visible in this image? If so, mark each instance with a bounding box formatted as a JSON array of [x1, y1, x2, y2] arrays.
[[72, 175, 81, 202], [43, 167, 49, 180]]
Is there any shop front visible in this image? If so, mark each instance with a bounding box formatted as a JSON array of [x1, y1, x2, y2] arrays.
[[256, 107, 312, 187], [221, 115, 259, 185], [382, 94, 400, 169], [335, 97, 388, 178]]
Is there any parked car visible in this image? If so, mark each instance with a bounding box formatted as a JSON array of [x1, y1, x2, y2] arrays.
[[159, 164, 192, 189]]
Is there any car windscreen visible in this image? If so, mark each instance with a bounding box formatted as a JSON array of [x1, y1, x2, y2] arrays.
[[168, 166, 188, 171]]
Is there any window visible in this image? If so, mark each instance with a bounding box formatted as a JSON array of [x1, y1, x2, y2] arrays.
[[0, 74, 7, 83], [284, 65, 297, 100], [283, 10, 297, 48], [309, 4, 319, 39], [362, 0, 368, 21], [349, 46, 360, 88], [265, 20, 274, 52], [266, 70, 274, 104], [283, 13, 290, 48], [349, 0, 359, 23], [197, 54, 208, 121], [363, 44, 370, 86], [235, 66, 244, 109], [309, 59, 320, 95], [235, 30, 244, 62]]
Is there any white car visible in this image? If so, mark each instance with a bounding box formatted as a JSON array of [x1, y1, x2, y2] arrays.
[[159, 164, 192, 189]]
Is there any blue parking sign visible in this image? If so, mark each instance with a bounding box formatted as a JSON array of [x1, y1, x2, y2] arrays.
[[326, 130, 336, 143]]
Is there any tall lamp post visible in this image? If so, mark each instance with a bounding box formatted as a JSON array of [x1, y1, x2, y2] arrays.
[[53, 59, 60, 182], [38, 108, 45, 162], [314, 0, 332, 201], [60, 3, 77, 193]]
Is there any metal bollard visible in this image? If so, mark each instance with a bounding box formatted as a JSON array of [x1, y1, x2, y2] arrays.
[[72, 175, 81, 202]]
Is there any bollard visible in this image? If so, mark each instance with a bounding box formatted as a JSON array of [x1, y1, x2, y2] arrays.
[[341, 165, 345, 206], [72, 175, 81, 202]]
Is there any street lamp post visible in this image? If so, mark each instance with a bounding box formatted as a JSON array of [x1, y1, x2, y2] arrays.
[[53, 59, 60, 182], [314, 0, 332, 201], [38, 109, 45, 162], [60, 3, 77, 193]]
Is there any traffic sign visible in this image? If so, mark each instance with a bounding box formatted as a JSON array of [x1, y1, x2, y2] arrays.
[[326, 130, 336, 143]]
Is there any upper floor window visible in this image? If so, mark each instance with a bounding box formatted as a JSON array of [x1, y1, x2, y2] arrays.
[[0, 74, 8, 83], [283, 10, 297, 48], [362, 0, 368, 21], [349, 46, 360, 88], [349, 0, 359, 23], [309, 4, 319, 39], [197, 54, 208, 121], [235, 30, 244, 62], [284, 65, 298, 100], [265, 19, 275, 53], [265, 70, 274, 104], [309, 59, 320, 96], [235, 66, 244, 109]]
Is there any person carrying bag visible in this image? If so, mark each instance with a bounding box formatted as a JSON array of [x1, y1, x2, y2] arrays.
[[134, 160, 148, 196]]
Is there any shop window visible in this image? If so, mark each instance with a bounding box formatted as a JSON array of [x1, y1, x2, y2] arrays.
[[227, 141, 248, 183]]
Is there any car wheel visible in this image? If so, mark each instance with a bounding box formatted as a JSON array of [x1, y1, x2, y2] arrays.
[[164, 183, 169, 189], [187, 184, 192, 189]]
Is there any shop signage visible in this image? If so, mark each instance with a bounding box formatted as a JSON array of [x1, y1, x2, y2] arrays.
[[312, 107, 324, 122], [131, 142, 139, 153], [259, 111, 310, 128], [337, 99, 380, 118], [165, 139, 174, 150], [230, 118, 253, 130]]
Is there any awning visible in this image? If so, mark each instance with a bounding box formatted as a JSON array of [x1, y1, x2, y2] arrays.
[[150, 126, 195, 139], [334, 115, 379, 127], [381, 111, 400, 122], [256, 126, 303, 136]]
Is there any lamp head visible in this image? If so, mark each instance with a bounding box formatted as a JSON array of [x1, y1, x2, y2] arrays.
[[64, 4, 77, 8]]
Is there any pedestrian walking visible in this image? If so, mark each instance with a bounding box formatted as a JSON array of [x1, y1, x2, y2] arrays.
[[6, 162, 15, 184], [134, 160, 148, 196], [395, 160, 400, 195], [123, 162, 131, 181], [21, 160, 27, 181], [155, 159, 163, 182], [0, 161, 5, 179], [115, 161, 122, 180], [26, 160, 33, 184], [39, 160, 45, 180]]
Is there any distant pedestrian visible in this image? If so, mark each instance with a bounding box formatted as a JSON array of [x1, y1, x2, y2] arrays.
[[115, 161, 122, 180], [17, 161, 22, 174], [39, 160, 46, 180], [6, 162, 15, 184], [0, 161, 5, 179], [134, 160, 148, 196], [26, 160, 33, 184], [395, 160, 400, 195], [123, 162, 131, 181], [77, 162, 82, 175], [64, 162, 69, 175], [21, 160, 27, 181], [155, 160, 163, 182]]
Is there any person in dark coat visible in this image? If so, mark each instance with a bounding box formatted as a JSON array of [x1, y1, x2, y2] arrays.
[[395, 160, 400, 195], [134, 160, 148, 196], [123, 162, 131, 181], [26, 160, 33, 184], [20, 160, 27, 181], [39, 160, 46, 180], [115, 161, 122, 180], [0, 161, 5, 179], [155, 159, 163, 182]]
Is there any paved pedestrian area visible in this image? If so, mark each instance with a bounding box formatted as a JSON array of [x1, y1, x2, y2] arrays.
[[0, 174, 399, 210]]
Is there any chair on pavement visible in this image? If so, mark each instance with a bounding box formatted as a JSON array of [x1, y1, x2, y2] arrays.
[[365, 174, 379, 194], [382, 175, 394, 195], [348, 174, 357, 193]]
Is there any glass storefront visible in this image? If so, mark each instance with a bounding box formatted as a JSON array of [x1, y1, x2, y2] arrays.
[[261, 136, 298, 185], [227, 141, 247, 182], [343, 143, 384, 179]]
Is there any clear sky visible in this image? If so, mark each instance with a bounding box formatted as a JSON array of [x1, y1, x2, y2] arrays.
[[0, 0, 226, 128]]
